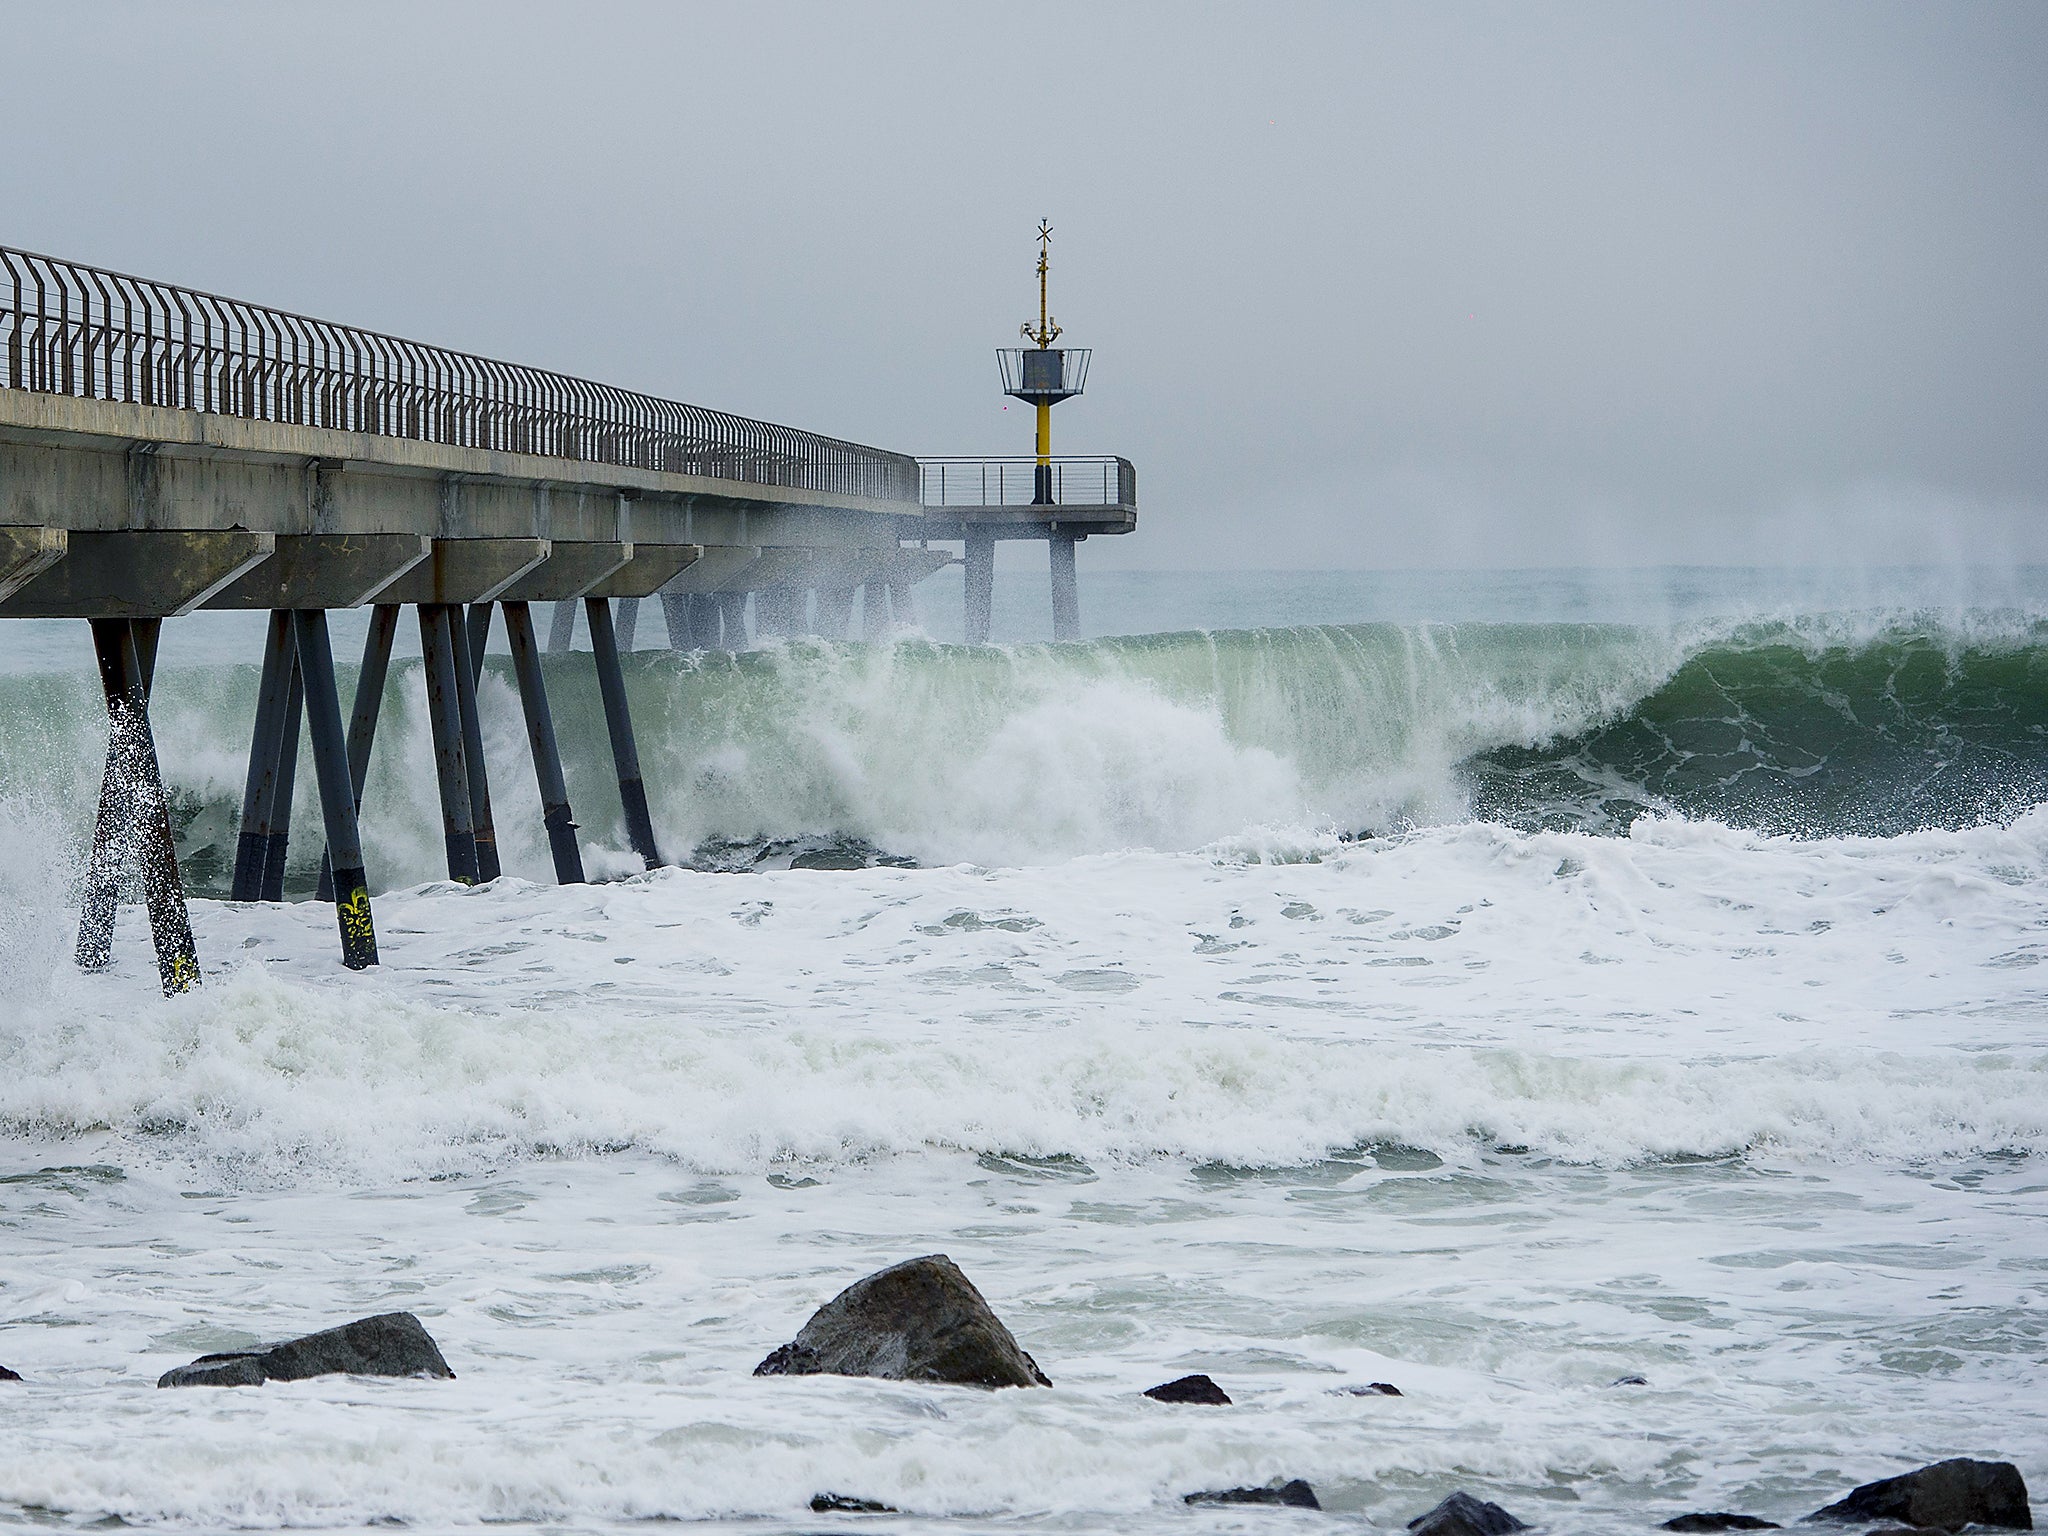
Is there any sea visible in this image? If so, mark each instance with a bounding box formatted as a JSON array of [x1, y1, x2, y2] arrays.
[[0, 563, 2043, 1535]]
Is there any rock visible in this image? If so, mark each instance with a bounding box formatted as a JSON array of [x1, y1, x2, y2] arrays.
[[1334, 1381, 1404, 1396], [1663, 1516, 1782, 1532], [753, 1255, 1049, 1389], [157, 1312, 455, 1388], [161, 1354, 268, 1387], [1184, 1480, 1321, 1510], [810, 1495, 896, 1513], [1805, 1460, 2031, 1533], [0, 1365, 20, 1382], [1612, 1375, 1651, 1387], [1145, 1373, 1232, 1404], [1407, 1491, 1531, 1536]]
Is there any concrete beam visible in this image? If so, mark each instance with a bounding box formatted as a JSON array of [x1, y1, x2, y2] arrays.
[[378, 538, 550, 605], [730, 545, 837, 594], [0, 526, 67, 603], [874, 547, 956, 587], [204, 534, 432, 610], [495, 541, 633, 603], [0, 530, 275, 618], [912, 508, 1132, 540], [583, 543, 704, 600], [661, 544, 761, 594]]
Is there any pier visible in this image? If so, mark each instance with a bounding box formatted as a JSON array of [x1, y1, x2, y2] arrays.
[[0, 245, 1136, 989]]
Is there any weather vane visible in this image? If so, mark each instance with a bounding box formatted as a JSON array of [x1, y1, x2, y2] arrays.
[[1021, 219, 1061, 349]]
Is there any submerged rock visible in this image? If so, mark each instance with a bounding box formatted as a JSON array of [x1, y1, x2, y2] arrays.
[[0, 1365, 20, 1382], [157, 1312, 455, 1388], [1611, 1374, 1651, 1387], [753, 1255, 1050, 1389], [1407, 1491, 1531, 1536], [1804, 1459, 2031, 1532], [1663, 1516, 1781, 1531], [1334, 1381, 1404, 1396], [810, 1494, 897, 1513], [1185, 1480, 1321, 1510], [1145, 1373, 1232, 1404]]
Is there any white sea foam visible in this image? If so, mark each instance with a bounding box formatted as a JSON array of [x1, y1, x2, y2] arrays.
[[0, 592, 2042, 1534], [2, 810, 2042, 1186]]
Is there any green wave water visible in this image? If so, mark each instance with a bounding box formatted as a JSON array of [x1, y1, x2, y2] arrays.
[[0, 613, 2039, 895]]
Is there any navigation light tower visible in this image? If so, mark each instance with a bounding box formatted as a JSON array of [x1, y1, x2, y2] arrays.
[[999, 221, 1090, 504]]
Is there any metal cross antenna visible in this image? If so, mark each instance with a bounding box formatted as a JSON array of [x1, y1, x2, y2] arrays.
[[1021, 219, 1061, 349]]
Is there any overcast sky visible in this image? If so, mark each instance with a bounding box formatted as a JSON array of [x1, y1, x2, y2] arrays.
[[5, 1, 2043, 570]]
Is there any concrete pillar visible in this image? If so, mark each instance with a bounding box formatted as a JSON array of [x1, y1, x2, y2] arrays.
[[887, 579, 917, 634], [1049, 532, 1080, 642], [232, 611, 298, 902], [446, 606, 501, 882], [502, 600, 586, 884], [660, 591, 694, 650], [718, 591, 748, 649], [317, 604, 399, 902], [417, 604, 481, 884], [815, 585, 856, 640], [585, 595, 663, 870], [76, 617, 198, 995], [963, 528, 995, 645], [857, 584, 885, 640], [546, 598, 576, 654], [615, 596, 641, 651], [292, 609, 378, 969], [756, 584, 802, 638]]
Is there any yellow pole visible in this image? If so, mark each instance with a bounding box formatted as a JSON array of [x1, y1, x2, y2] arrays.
[[1036, 399, 1051, 468]]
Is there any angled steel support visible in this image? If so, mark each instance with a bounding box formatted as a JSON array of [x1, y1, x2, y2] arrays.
[[502, 600, 585, 884], [232, 611, 296, 901], [416, 604, 480, 883], [291, 610, 377, 969], [316, 604, 399, 902], [584, 596, 662, 870], [74, 617, 198, 994], [446, 602, 500, 881]]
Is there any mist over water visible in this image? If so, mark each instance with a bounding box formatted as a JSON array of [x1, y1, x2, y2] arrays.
[[1, 566, 2044, 1535]]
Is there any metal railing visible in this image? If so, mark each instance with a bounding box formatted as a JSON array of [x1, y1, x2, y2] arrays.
[[0, 245, 918, 502], [918, 456, 1135, 509]]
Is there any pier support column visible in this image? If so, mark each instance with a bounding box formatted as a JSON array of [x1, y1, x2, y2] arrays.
[[75, 620, 163, 972], [717, 592, 748, 650], [585, 595, 663, 870], [446, 604, 501, 882], [75, 617, 198, 995], [260, 657, 304, 902], [502, 600, 586, 884], [754, 585, 800, 638], [232, 611, 297, 902], [814, 585, 856, 641], [466, 601, 494, 678], [416, 604, 480, 884], [291, 610, 378, 970], [660, 591, 694, 651], [887, 579, 918, 634], [615, 596, 641, 651], [1049, 532, 1080, 642], [317, 605, 398, 902], [546, 598, 576, 654], [964, 528, 994, 644]]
